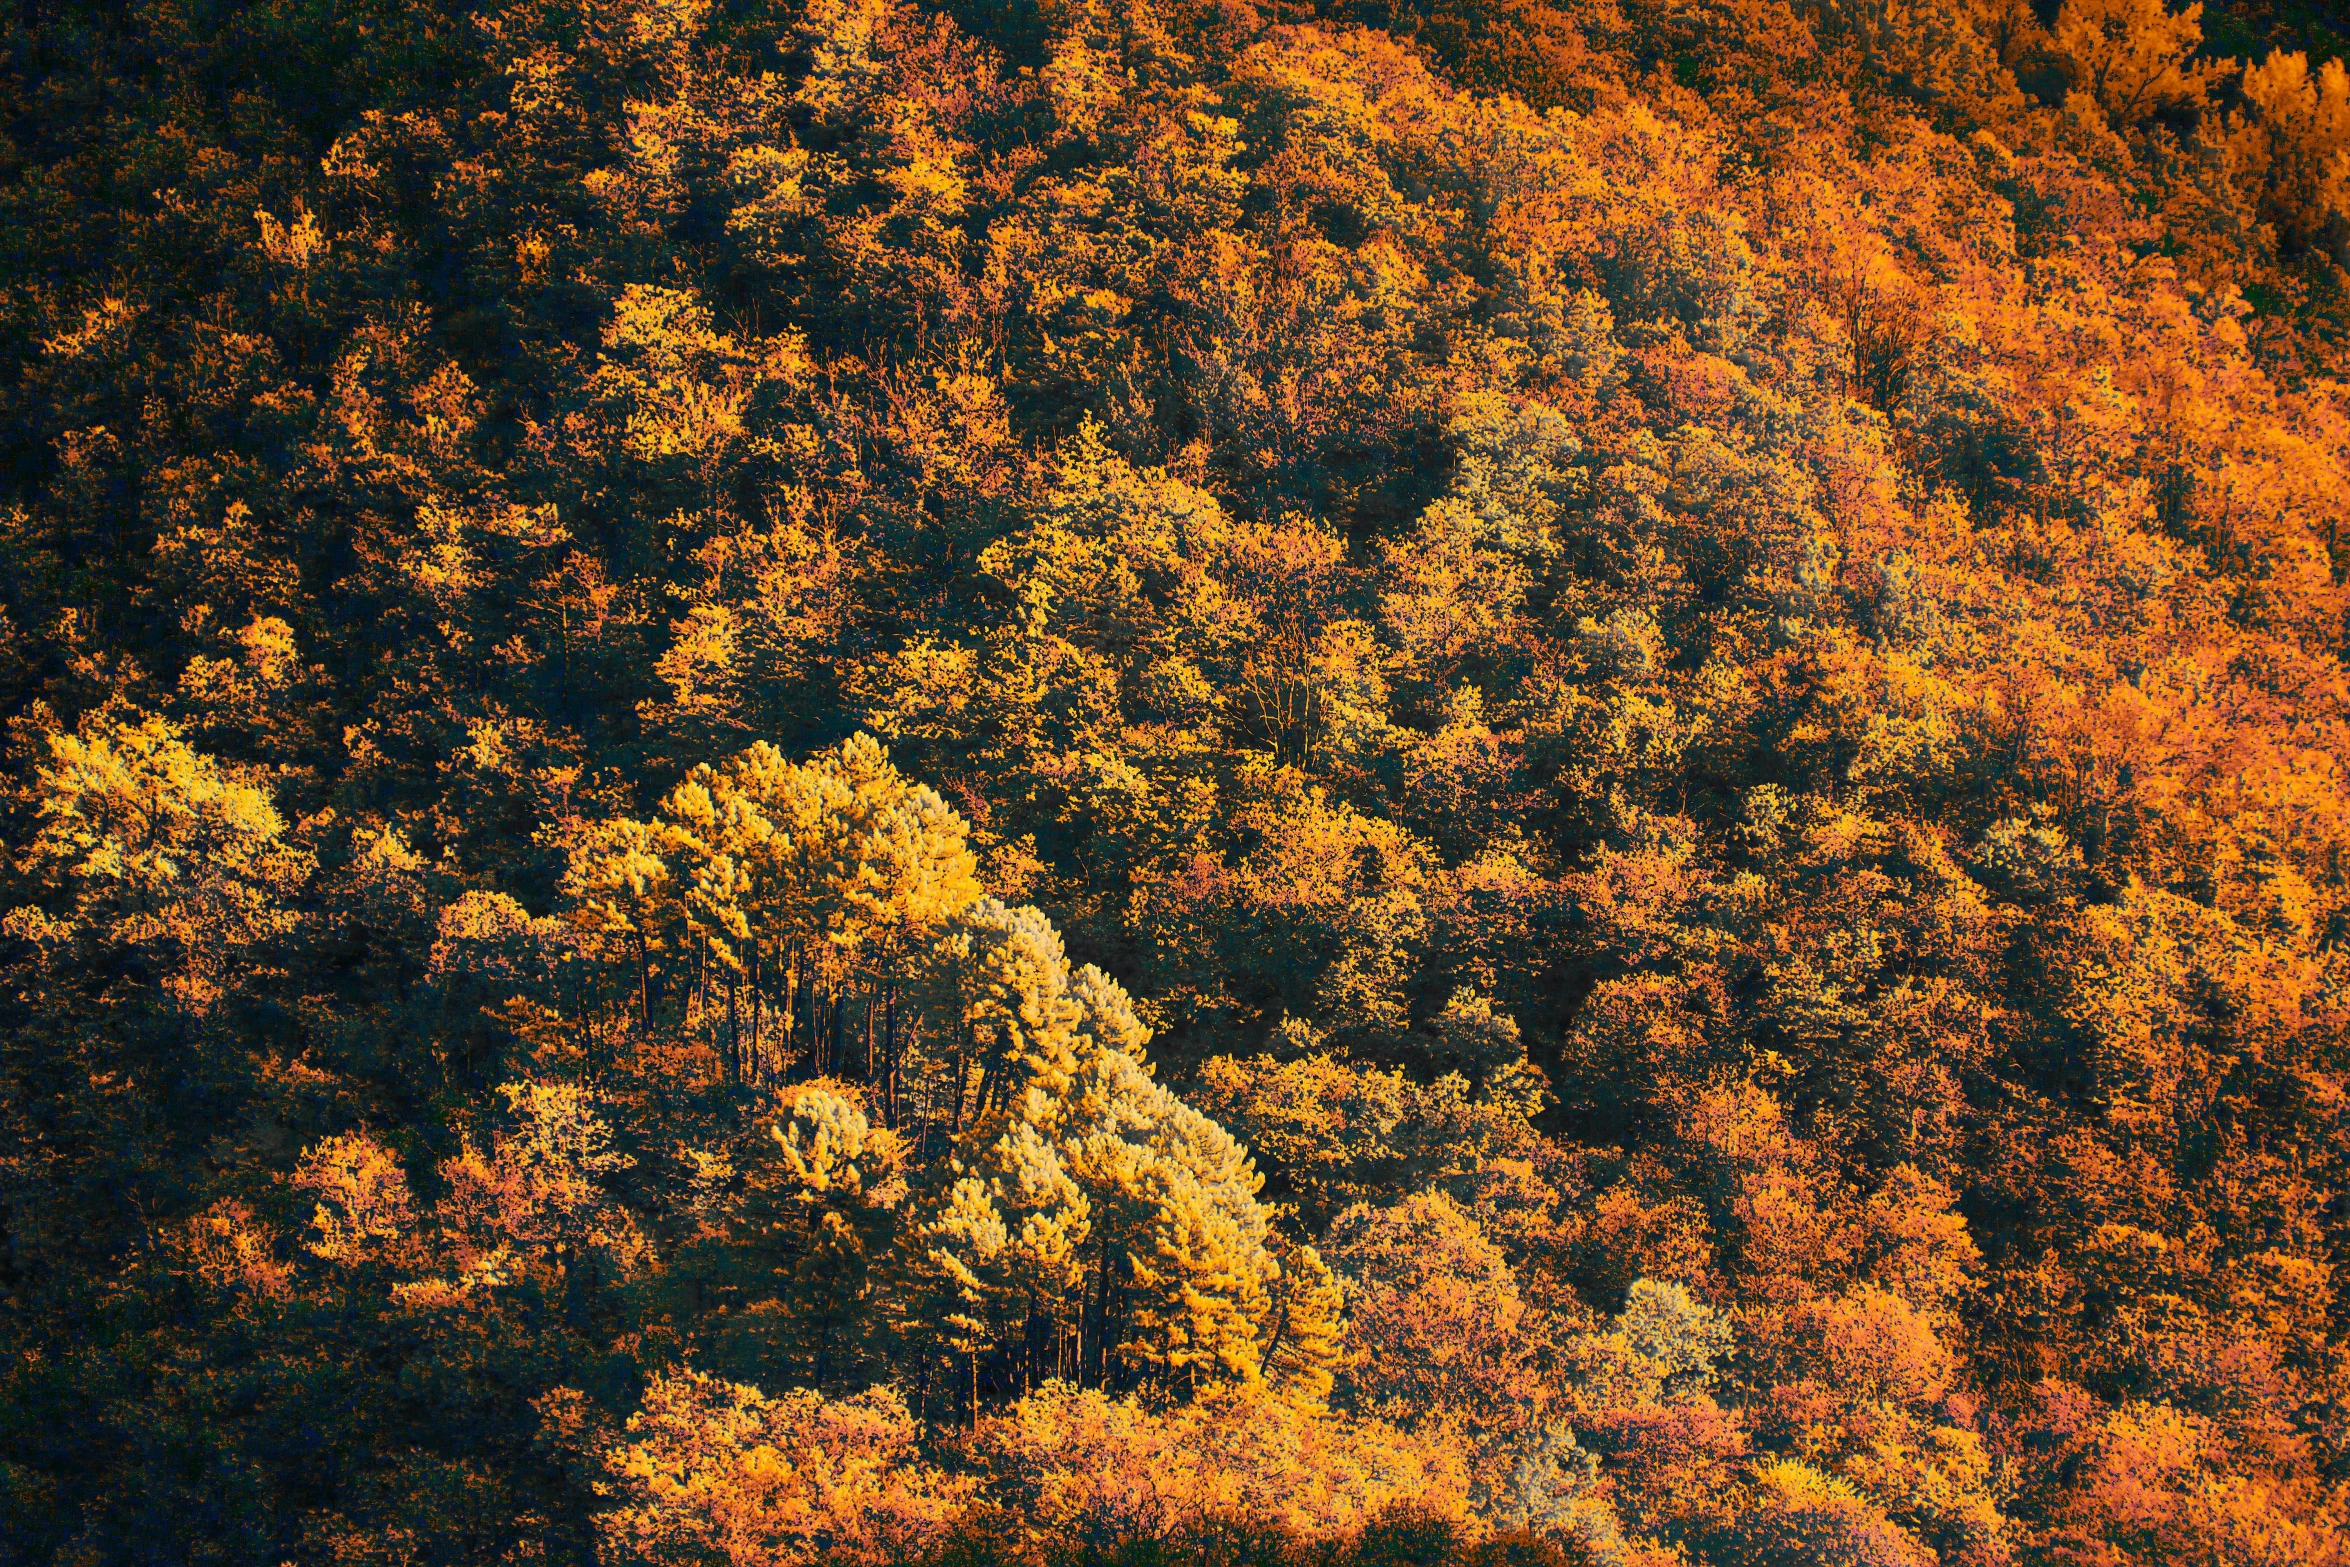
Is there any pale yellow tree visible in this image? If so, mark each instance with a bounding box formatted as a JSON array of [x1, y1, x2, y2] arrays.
[[6, 704, 310, 1013], [2223, 51, 2350, 255], [2054, 0, 2210, 125], [598, 1369, 970, 1567]]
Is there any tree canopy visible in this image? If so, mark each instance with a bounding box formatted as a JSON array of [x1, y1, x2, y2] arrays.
[[6, 1, 2350, 1563]]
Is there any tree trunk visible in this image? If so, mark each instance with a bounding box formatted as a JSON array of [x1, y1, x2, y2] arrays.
[[883, 985, 900, 1128], [1091, 1236, 1114, 1388], [636, 930, 652, 1033], [783, 942, 800, 1074]]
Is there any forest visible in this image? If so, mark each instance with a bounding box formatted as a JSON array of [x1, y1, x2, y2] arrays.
[[5, 0, 2350, 1561]]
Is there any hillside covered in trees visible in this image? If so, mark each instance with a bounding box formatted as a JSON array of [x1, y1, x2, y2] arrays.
[[7, 0, 2350, 1562]]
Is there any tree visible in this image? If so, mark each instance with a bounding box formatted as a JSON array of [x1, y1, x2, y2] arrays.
[[8, 704, 310, 1013], [2221, 51, 2350, 258], [2054, 0, 2211, 125], [596, 1370, 969, 1567]]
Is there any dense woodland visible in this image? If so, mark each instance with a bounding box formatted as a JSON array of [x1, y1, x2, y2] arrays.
[[6, 0, 2350, 1562]]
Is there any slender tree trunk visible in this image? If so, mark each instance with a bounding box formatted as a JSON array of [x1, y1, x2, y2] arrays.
[[883, 985, 900, 1128], [636, 930, 652, 1033], [808, 955, 823, 1079], [1091, 1236, 1114, 1388], [784, 943, 799, 1073]]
